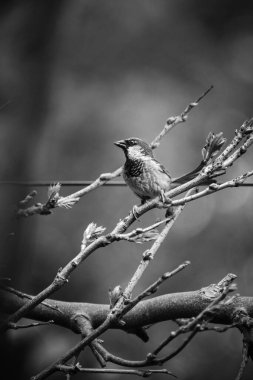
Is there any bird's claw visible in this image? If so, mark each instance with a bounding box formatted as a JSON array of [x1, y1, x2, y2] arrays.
[[132, 205, 140, 221], [160, 191, 172, 206]]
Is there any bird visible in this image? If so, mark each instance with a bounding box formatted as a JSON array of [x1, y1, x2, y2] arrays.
[[114, 137, 212, 207], [114, 138, 172, 205]]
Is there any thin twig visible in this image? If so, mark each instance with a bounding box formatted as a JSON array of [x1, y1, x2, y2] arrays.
[[170, 171, 253, 207], [73, 314, 107, 368], [56, 365, 175, 377], [213, 117, 253, 170], [113, 217, 172, 243], [122, 261, 191, 312], [151, 85, 213, 148], [1, 285, 64, 315], [198, 322, 238, 333], [8, 320, 54, 329], [235, 343, 249, 380], [117, 193, 193, 304]]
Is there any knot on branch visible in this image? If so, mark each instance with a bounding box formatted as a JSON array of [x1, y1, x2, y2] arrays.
[[71, 313, 93, 335]]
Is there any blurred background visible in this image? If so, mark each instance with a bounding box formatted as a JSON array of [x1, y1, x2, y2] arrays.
[[1, 0, 253, 379]]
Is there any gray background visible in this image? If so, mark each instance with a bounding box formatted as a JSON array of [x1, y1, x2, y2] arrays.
[[1, 1, 253, 379]]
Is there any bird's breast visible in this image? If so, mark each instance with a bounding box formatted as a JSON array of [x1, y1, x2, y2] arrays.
[[123, 157, 171, 199], [124, 158, 144, 177]]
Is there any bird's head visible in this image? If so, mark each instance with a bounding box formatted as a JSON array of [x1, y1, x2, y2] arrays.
[[114, 138, 153, 160]]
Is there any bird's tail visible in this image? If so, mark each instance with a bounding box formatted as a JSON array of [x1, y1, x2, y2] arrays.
[[171, 132, 227, 188], [171, 162, 215, 188]]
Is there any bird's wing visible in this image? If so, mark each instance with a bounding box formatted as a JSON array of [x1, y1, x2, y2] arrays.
[[153, 159, 171, 179]]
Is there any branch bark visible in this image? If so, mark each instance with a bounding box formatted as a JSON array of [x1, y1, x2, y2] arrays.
[[1, 283, 253, 332]]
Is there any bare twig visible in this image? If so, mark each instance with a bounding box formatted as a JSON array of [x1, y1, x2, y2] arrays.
[[1, 285, 63, 315], [8, 320, 54, 329], [113, 217, 172, 243], [110, 191, 193, 324], [213, 117, 253, 170], [170, 170, 253, 208], [72, 314, 106, 368], [235, 343, 249, 380], [56, 365, 175, 377], [122, 261, 191, 311], [150, 85, 213, 149], [198, 322, 238, 333]]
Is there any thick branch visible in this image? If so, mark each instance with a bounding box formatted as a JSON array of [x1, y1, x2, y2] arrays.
[[1, 286, 253, 331]]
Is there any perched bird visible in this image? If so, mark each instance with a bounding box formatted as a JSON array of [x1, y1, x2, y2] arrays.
[[114, 137, 212, 206], [114, 138, 172, 204]]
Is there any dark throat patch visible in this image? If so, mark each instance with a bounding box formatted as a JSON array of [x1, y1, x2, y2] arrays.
[[124, 159, 144, 177]]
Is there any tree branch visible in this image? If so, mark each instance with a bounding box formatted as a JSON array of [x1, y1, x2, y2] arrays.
[[56, 365, 175, 378], [16, 86, 213, 217], [1, 273, 246, 379], [2, 277, 253, 332]]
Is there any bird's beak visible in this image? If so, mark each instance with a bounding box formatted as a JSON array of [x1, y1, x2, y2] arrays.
[[114, 140, 126, 149]]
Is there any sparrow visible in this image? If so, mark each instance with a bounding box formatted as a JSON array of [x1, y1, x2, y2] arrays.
[[114, 138, 172, 205], [114, 137, 212, 206]]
